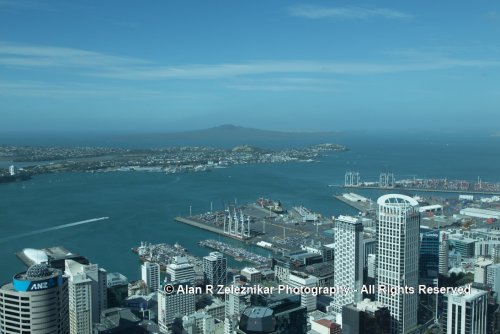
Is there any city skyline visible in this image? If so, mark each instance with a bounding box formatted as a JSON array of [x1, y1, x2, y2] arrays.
[[1, 1, 499, 132]]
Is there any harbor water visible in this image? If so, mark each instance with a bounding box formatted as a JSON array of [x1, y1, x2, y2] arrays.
[[1, 132, 499, 283]]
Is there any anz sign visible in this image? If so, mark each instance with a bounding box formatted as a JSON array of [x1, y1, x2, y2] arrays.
[[13, 276, 61, 292], [30, 282, 49, 290]]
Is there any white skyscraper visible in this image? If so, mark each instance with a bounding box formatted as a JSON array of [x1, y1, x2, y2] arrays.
[[442, 286, 487, 334], [167, 256, 195, 283], [158, 281, 196, 333], [376, 194, 420, 334], [224, 278, 250, 334], [141, 261, 160, 293], [288, 271, 319, 312], [487, 263, 500, 302], [65, 260, 107, 334], [333, 215, 364, 313]]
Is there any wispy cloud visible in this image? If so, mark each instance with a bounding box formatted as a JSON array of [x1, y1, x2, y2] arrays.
[[0, 0, 53, 11], [0, 80, 165, 99], [484, 10, 500, 21], [0, 42, 147, 68], [1, 41, 500, 82], [227, 77, 339, 92], [91, 59, 500, 80], [287, 5, 412, 20]]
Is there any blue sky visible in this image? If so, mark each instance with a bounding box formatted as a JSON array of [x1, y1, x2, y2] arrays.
[[1, 0, 499, 133]]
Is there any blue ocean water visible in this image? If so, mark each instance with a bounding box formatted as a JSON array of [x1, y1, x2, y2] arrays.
[[0, 132, 499, 283]]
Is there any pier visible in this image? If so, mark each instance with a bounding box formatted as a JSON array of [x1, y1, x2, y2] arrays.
[[174, 216, 250, 241], [334, 194, 375, 214]]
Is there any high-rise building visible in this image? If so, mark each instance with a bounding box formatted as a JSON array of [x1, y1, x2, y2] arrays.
[[0, 264, 69, 334], [288, 271, 318, 312], [106, 272, 129, 308], [183, 312, 218, 334], [376, 194, 420, 334], [367, 254, 377, 280], [487, 263, 500, 302], [332, 216, 363, 313], [158, 280, 196, 333], [342, 299, 391, 334], [167, 256, 195, 283], [65, 259, 108, 334], [474, 258, 493, 284], [419, 228, 439, 285], [141, 262, 160, 293], [442, 286, 487, 334], [439, 233, 449, 276], [224, 279, 251, 334], [203, 252, 227, 287]]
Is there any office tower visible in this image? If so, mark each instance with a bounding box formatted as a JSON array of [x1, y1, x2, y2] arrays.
[[241, 267, 262, 283], [487, 263, 500, 302], [0, 264, 69, 334], [141, 262, 160, 293], [288, 271, 319, 312], [183, 312, 218, 334], [442, 286, 487, 334], [367, 254, 376, 280], [167, 256, 195, 283], [203, 252, 227, 287], [65, 260, 107, 333], [332, 216, 363, 313], [474, 258, 493, 284], [363, 237, 376, 267], [376, 194, 420, 334], [106, 272, 129, 308], [158, 280, 196, 333], [439, 233, 449, 276], [342, 299, 391, 334], [419, 228, 439, 285], [224, 279, 250, 334]]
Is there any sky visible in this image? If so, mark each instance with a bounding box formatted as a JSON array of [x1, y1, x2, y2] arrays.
[[1, 0, 499, 133]]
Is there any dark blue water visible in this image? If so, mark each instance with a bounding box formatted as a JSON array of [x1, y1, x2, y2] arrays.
[[1, 133, 499, 283]]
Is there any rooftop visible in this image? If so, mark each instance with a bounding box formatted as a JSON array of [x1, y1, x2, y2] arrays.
[[377, 194, 419, 207], [445, 286, 487, 302]]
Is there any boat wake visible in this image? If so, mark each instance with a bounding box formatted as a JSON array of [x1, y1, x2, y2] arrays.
[[0, 217, 110, 243]]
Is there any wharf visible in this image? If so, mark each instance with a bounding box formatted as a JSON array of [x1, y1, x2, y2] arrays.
[[174, 216, 249, 241], [344, 186, 500, 196], [334, 195, 375, 214]]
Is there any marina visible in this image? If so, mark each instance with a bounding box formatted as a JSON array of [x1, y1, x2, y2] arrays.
[[131, 242, 203, 277], [198, 239, 270, 265]]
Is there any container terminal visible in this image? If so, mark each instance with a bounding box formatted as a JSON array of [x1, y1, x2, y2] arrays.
[[340, 171, 500, 195]]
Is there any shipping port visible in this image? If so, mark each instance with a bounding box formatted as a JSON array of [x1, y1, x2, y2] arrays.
[[174, 198, 335, 252], [340, 171, 500, 195]]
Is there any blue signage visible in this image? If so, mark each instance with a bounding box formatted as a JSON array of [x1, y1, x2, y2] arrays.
[[13, 275, 62, 292]]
